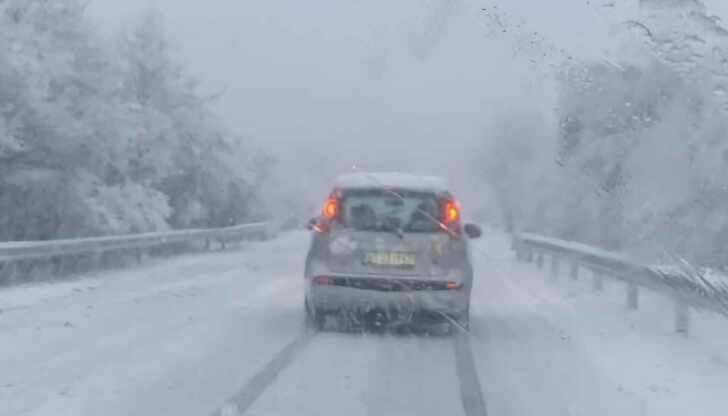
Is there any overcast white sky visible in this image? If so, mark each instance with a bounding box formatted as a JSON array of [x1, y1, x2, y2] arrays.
[[85, 0, 728, 210], [87, 1, 619, 144]]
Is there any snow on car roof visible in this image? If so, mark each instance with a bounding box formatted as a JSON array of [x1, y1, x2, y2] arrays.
[[334, 172, 449, 192]]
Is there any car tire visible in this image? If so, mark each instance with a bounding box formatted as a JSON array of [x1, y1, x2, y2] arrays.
[[305, 297, 324, 330], [449, 309, 470, 333], [459, 303, 471, 331], [459, 313, 470, 331]]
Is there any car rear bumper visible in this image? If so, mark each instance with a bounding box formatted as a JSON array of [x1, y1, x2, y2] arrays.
[[308, 282, 469, 319]]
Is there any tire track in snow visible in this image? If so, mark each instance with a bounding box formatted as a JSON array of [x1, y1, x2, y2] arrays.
[[453, 329, 488, 416], [212, 326, 317, 416], [213, 320, 486, 416]]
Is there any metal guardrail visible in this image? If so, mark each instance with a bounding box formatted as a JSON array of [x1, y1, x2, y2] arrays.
[[512, 232, 728, 335], [0, 223, 269, 262], [0, 223, 269, 284]]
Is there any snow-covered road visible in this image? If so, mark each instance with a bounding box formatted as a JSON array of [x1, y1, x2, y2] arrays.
[[1, 231, 726, 415]]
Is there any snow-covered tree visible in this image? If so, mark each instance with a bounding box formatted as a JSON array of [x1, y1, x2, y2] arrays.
[[0, 2, 264, 240]]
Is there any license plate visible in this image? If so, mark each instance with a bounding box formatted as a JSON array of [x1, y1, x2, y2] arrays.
[[365, 252, 416, 267]]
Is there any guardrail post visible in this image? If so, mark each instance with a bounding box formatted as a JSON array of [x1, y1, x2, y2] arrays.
[[98, 252, 110, 269], [550, 255, 559, 280], [674, 302, 691, 335], [51, 256, 63, 276], [569, 260, 579, 280], [135, 248, 142, 264], [205, 238, 211, 251], [536, 253, 544, 269], [514, 241, 524, 262], [592, 269, 604, 292], [627, 283, 639, 310], [0, 261, 17, 285], [525, 248, 534, 263]]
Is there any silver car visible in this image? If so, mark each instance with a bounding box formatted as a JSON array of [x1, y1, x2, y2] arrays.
[[304, 172, 481, 331]]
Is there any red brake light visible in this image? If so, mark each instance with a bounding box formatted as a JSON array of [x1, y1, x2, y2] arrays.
[[323, 197, 339, 220], [443, 200, 461, 225], [313, 276, 334, 285], [446, 281, 462, 289]]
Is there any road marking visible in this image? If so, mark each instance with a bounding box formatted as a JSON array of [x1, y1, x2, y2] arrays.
[[211, 326, 317, 416], [453, 329, 489, 416]]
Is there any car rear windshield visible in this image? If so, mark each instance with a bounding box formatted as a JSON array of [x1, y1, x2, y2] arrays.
[[340, 189, 442, 233]]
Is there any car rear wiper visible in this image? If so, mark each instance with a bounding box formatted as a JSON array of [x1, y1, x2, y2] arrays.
[[380, 223, 405, 239]]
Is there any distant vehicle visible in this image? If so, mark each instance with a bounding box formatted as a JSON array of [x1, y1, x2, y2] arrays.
[[304, 172, 481, 331]]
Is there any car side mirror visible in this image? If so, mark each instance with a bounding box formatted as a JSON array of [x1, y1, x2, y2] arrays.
[[464, 223, 482, 239], [306, 217, 318, 230]]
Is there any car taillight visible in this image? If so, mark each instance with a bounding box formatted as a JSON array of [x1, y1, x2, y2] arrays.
[[323, 197, 340, 221], [313, 276, 334, 285], [446, 281, 462, 289], [440, 199, 463, 238], [443, 200, 461, 225]]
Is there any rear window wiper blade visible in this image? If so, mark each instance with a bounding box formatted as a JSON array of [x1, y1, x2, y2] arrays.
[[380, 223, 405, 239]]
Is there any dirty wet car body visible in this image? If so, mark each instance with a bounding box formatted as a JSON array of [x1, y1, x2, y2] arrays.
[[304, 172, 480, 332]]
